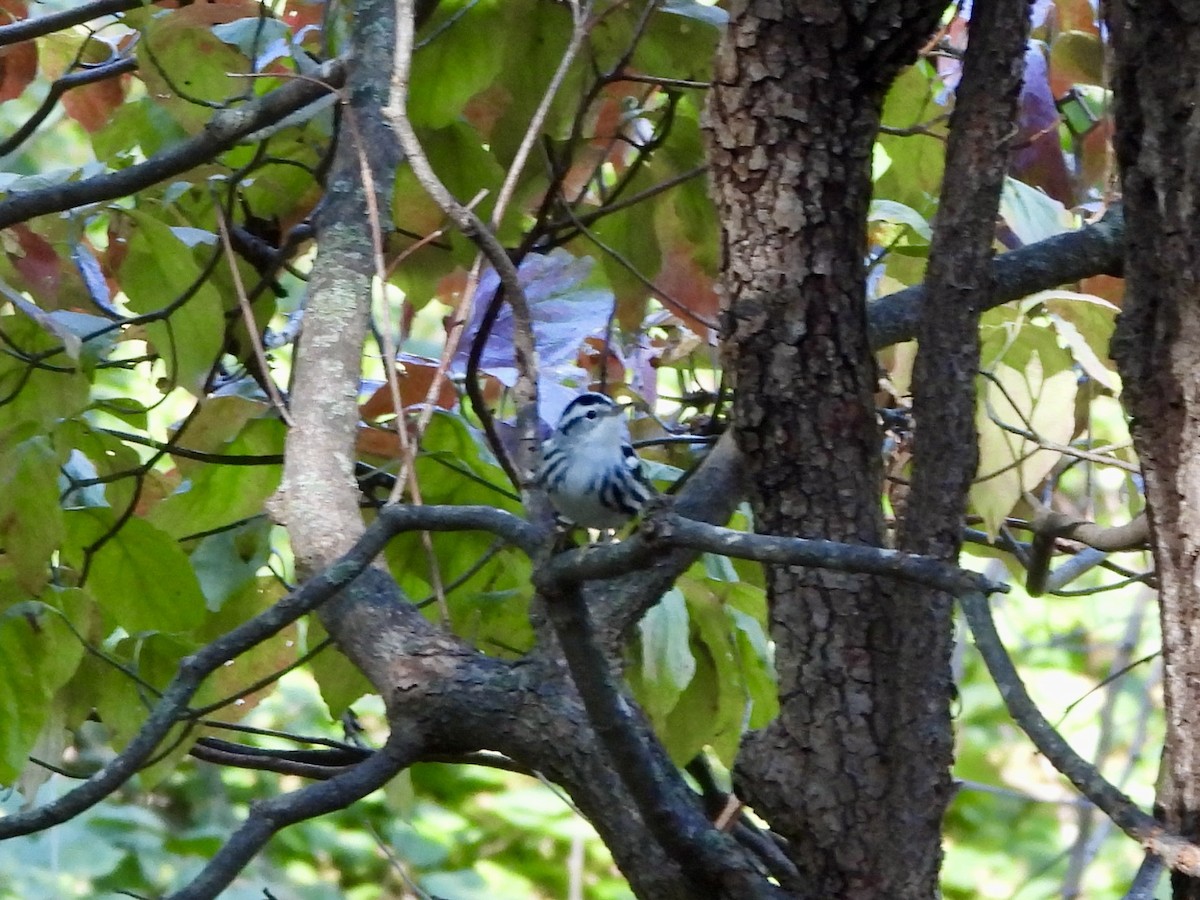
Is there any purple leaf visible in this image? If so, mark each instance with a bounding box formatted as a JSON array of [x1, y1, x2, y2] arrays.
[[454, 249, 615, 387]]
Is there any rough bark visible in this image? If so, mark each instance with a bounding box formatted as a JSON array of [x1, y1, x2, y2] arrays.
[[895, 1, 1032, 893], [276, 4, 758, 895], [278, 0, 399, 569], [1107, 3, 1200, 899], [704, 2, 946, 896]]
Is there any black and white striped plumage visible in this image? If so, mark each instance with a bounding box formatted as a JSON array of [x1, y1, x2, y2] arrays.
[[538, 392, 653, 529]]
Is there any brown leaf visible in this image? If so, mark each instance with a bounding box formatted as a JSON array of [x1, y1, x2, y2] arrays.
[[62, 76, 128, 132], [7, 225, 61, 303], [0, 4, 36, 103]]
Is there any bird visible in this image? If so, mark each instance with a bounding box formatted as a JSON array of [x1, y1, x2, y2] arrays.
[[537, 392, 653, 529]]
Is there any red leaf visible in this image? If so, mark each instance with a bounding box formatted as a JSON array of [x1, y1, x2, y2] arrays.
[[7, 225, 61, 303], [283, 0, 326, 31], [654, 247, 719, 341], [1053, 0, 1100, 35], [1080, 274, 1124, 309], [0, 0, 35, 104], [360, 365, 459, 422], [62, 76, 128, 132]]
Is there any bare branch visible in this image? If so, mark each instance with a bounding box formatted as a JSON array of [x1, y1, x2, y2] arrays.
[[960, 589, 1200, 878], [0, 0, 161, 47], [1031, 507, 1149, 553], [0, 60, 347, 230], [0, 56, 138, 158], [384, 0, 540, 481], [167, 729, 418, 900], [539, 508, 1006, 599]]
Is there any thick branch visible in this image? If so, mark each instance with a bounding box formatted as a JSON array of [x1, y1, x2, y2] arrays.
[[1032, 507, 1149, 553], [542, 581, 783, 898], [901, 0, 1030, 558], [868, 204, 1125, 351], [538, 509, 1006, 599]]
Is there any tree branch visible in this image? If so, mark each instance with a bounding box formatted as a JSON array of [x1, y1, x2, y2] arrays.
[[537, 508, 1007, 599], [541, 579, 784, 899], [868, 204, 1125, 351], [960, 589, 1200, 877], [0, 56, 139, 158], [167, 727, 418, 900], [0, 59, 347, 230], [384, 0, 541, 482], [1031, 506, 1149, 553], [0, 0, 164, 47], [0, 504, 535, 840]]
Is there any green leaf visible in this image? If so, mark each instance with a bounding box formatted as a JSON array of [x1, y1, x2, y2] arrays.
[[58, 650, 147, 754], [971, 359, 1079, 537], [593, 174, 661, 325], [875, 61, 946, 214], [410, 1, 506, 129], [92, 96, 190, 163], [0, 592, 87, 784], [195, 575, 296, 723], [190, 517, 273, 610], [0, 436, 66, 594], [379, 413, 533, 652], [148, 416, 285, 539], [210, 17, 292, 61], [1050, 30, 1105, 88], [999, 177, 1073, 246], [628, 572, 775, 766], [412, 412, 519, 510], [0, 314, 90, 438], [55, 421, 144, 514], [634, 588, 696, 719], [488, 0, 581, 161], [308, 618, 375, 718], [121, 211, 225, 395], [64, 509, 207, 633], [1035, 289, 1120, 391], [137, 10, 252, 134], [869, 198, 933, 242]]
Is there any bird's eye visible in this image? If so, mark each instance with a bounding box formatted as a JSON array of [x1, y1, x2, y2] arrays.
[[585, 410, 598, 420]]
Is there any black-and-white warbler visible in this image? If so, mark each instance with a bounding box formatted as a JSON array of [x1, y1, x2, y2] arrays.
[[538, 392, 653, 529]]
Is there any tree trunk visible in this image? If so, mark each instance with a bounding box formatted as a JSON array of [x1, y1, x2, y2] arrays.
[[705, 2, 947, 896], [1108, 3, 1200, 899]]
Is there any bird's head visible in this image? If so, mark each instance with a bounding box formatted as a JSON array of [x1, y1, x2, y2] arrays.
[[552, 392, 627, 443]]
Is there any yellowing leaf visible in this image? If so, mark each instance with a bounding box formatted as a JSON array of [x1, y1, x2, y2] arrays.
[[971, 359, 1078, 537]]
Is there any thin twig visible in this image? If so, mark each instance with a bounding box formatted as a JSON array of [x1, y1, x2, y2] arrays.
[[960, 589, 1200, 877], [214, 204, 294, 426], [385, 0, 540, 485]]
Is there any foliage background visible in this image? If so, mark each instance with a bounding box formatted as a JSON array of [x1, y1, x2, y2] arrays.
[[0, 0, 1158, 897]]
